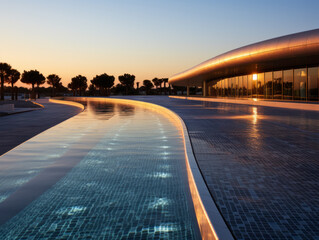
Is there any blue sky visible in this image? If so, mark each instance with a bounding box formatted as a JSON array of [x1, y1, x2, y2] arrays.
[[1, 0, 318, 86]]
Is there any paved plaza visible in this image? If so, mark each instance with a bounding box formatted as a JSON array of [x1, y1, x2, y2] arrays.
[[1, 96, 318, 240]]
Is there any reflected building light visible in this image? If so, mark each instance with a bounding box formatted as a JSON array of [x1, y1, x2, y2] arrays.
[[160, 164, 170, 169], [148, 197, 170, 209], [252, 107, 258, 125], [147, 172, 172, 178], [161, 151, 170, 155]]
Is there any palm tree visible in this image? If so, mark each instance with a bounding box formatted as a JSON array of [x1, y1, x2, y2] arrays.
[[163, 78, 169, 95], [68, 81, 77, 96], [47, 74, 61, 97], [6, 69, 20, 100], [69, 75, 87, 96], [152, 78, 159, 89], [157, 78, 163, 94], [0, 62, 12, 100], [91, 73, 115, 96], [118, 73, 135, 95], [143, 80, 153, 95], [20, 70, 45, 99]]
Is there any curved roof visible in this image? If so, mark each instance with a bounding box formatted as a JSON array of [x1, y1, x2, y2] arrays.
[[169, 29, 319, 86]]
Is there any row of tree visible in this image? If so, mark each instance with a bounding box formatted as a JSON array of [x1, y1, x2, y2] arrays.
[[0, 61, 177, 100]]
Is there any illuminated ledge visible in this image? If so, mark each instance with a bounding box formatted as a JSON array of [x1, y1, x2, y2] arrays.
[[170, 96, 319, 112], [56, 96, 233, 240], [49, 98, 85, 110]]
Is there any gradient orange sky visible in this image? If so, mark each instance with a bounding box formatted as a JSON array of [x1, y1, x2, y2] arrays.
[[1, 0, 318, 88]]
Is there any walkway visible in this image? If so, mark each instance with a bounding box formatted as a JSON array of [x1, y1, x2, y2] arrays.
[[115, 96, 319, 240], [0, 99, 82, 156]]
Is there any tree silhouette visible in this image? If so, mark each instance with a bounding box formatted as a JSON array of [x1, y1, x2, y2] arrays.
[[68, 81, 77, 96], [21, 70, 45, 99], [152, 78, 159, 89], [87, 84, 97, 96], [143, 80, 153, 95], [6, 69, 20, 100], [68, 75, 87, 96], [157, 78, 163, 94], [163, 78, 169, 95], [0, 62, 12, 100], [118, 73, 135, 95], [47, 74, 61, 97], [91, 73, 115, 96]]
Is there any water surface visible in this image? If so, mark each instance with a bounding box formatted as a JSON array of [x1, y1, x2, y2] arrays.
[[0, 99, 200, 239]]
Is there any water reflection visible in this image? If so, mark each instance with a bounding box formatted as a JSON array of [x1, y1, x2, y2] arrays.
[[117, 104, 135, 116]]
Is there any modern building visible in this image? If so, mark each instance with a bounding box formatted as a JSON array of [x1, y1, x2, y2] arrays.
[[169, 29, 319, 101]]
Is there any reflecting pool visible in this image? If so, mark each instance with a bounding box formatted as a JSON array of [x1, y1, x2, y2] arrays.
[[0, 98, 200, 239]]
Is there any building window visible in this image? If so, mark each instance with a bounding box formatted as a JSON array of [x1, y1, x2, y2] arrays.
[[294, 68, 307, 100], [265, 72, 273, 99], [273, 71, 283, 99], [308, 67, 318, 101], [243, 75, 248, 97], [248, 75, 253, 97], [283, 69, 293, 100], [231, 77, 236, 97], [257, 73, 265, 98], [238, 76, 243, 97]]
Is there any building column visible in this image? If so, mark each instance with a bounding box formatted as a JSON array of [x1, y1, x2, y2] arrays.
[[203, 80, 207, 97], [187, 86, 190, 96]]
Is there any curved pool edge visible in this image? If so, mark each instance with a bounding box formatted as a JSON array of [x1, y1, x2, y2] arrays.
[[64, 96, 234, 240], [49, 98, 85, 111]]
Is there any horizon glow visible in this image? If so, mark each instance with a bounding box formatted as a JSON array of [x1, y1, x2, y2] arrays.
[[1, 0, 318, 88]]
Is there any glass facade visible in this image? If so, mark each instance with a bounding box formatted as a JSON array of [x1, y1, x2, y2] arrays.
[[283, 70, 293, 100], [206, 66, 319, 101], [273, 71, 283, 99], [257, 73, 265, 98], [307, 67, 318, 101], [294, 68, 307, 100]]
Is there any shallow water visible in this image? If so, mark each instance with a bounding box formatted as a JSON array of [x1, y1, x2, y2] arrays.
[[0, 99, 200, 239]]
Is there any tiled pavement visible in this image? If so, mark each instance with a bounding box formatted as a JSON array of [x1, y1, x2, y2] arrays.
[[117, 96, 319, 240], [0, 99, 82, 156]]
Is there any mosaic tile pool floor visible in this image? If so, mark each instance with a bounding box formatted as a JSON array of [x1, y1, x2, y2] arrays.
[[0, 100, 200, 239]]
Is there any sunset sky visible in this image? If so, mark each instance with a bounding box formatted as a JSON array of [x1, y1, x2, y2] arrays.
[[1, 0, 319, 87]]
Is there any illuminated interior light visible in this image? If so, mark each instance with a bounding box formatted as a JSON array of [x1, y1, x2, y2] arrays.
[[253, 74, 258, 81]]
